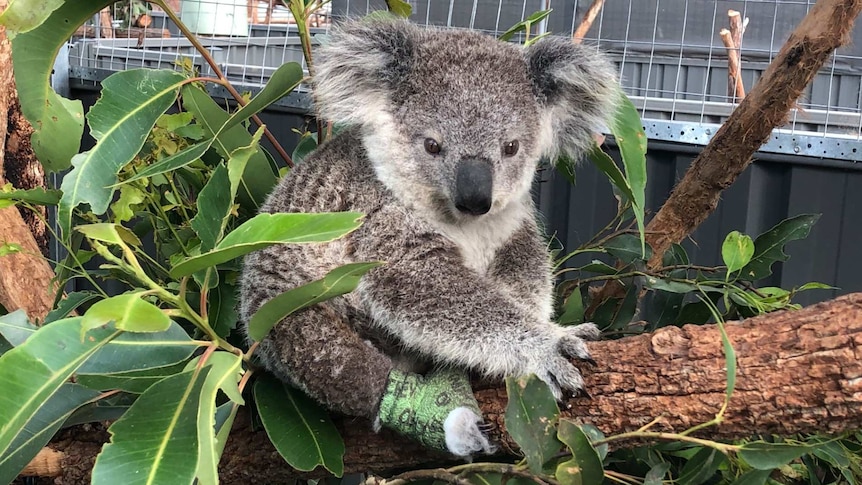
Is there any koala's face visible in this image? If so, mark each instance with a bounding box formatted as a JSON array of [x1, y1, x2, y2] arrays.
[[374, 32, 544, 221], [314, 20, 619, 223]]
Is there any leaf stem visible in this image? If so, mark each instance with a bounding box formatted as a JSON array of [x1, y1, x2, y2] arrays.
[[592, 431, 738, 455]]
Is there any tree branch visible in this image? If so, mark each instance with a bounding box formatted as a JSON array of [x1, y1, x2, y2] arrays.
[[24, 293, 862, 484], [644, 0, 862, 267]]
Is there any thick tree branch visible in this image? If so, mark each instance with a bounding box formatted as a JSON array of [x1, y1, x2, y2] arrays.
[[24, 293, 862, 484], [644, 0, 862, 267]]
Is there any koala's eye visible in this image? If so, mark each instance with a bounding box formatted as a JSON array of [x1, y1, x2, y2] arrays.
[[424, 138, 441, 155], [503, 140, 520, 157]]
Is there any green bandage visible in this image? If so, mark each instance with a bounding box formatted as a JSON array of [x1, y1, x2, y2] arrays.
[[377, 368, 481, 451]]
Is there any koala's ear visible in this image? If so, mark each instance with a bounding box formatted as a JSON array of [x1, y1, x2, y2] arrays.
[[314, 19, 415, 126], [525, 37, 620, 160]]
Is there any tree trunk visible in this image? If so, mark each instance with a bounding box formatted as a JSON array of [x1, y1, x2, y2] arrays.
[[22, 293, 862, 484], [0, 0, 57, 320]]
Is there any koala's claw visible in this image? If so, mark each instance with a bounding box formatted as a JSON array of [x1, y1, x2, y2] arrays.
[[568, 322, 601, 340], [581, 357, 598, 367], [443, 407, 496, 457]]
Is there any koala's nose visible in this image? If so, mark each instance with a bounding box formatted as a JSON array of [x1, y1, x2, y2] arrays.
[[454, 158, 493, 216]]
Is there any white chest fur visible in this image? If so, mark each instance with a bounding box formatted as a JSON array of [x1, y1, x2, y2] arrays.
[[434, 201, 530, 275]]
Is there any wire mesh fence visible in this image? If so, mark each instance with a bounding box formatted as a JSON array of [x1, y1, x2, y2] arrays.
[[65, 0, 862, 160]]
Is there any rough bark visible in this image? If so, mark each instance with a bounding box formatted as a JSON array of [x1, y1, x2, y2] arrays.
[[21, 293, 862, 484], [644, 0, 862, 268], [0, 0, 57, 320]]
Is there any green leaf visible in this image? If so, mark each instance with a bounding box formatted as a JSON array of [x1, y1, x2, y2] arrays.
[[0, 0, 64, 39], [111, 184, 146, 223], [254, 374, 345, 476], [558, 287, 584, 326], [740, 214, 821, 280], [586, 145, 636, 204], [78, 321, 200, 374], [121, 58, 294, 186], [188, 352, 244, 485], [45, 291, 101, 324], [248, 262, 383, 341], [555, 420, 604, 485], [192, 164, 232, 252], [498, 9, 553, 41], [738, 442, 812, 470], [182, 84, 277, 210], [292, 132, 318, 164], [76, 223, 142, 247], [385, 0, 413, 17], [92, 367, 211, 485], [677, 447, 725, 485], [0, 185, 61, 206], [603, 233, 652, 264], [210, 281, 239, 338], [12, 1, 106, 171], [0, 310, 36, 347], [577, 260, 618, 275], [58, 69, 187, 237], [171, 212, 364, 277], [717, 317, 737, 411], [643, 463, 671, 485], [504, 375, 561, 474], [610, 93, 648, 254], [0, 317, 121, 457], [0, 383, 100, 485], [221, 63, 305, 134], [729, 469, 772, 485], [121, 140, 211, 184], [76, 362, 188, 394], [81, 293, 172, 334], [722, 231, 755, 274]]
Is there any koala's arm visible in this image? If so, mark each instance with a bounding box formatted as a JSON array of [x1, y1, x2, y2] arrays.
[[488, 220, 555, 323], [353, 206, 594, 396]]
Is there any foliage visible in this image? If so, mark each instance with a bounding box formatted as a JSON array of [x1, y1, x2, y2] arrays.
[[0, 2, 850, 484]]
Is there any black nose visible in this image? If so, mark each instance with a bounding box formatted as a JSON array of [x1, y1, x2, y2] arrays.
[[454, 158, 493, 215]]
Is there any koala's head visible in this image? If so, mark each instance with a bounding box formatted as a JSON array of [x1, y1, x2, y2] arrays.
[[314, 19, 619, 223]]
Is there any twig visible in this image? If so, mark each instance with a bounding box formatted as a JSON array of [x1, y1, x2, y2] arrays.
[[572, 0, 606, 43], [721, 10, 747, 101]]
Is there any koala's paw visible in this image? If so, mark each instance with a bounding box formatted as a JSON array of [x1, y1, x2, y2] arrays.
[[536, 323, 600, 400], [443, 407, 496, 458]]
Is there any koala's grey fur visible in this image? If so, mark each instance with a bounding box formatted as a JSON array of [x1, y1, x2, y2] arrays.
[[240, 19, 618, 428]]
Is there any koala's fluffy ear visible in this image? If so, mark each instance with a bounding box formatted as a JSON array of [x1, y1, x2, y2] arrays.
[[313, 19, 415, 126], [525, 37, 620, 160]]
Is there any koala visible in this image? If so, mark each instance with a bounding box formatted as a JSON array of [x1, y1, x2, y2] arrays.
[[239, 19, 619, 457]]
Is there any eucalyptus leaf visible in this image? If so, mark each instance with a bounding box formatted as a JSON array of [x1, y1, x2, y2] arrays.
[[0, 318, 121, 457], [610, 93, 648, 253], [729, 469, 772, 485], [643, 463, 671, 485], [385, 0, 413, 17], [92, 368, 211, 485], [504, 375, 561, 474], [586, 145, 635, 204], [0, 185, 61, 206], [292, 132, 318, 164], [192, 164, 232, 252], [738, 442, 812, 470], [77, 321, 201, 374], [0, 310, 37, 347], [76, 223, 142, 247], [249, 262, 384, 341], [0, 0, 64, 39], [555, 420, 604, 485], [76, 362, 188, 394], [182, 84, 277, 210], [558, 287, 584, 325], [187, 352, 244, 485], [12, 1, 105, 171], [676, 447, 725, 485], [171, 212, 364, 277], [498, 9, 552, 41], [58, 69, 187, 237], [0, 383, 100, 485], [81, 293, 172, 334], [603, 233, 652, 264], [740, 214, 820, 280], [722, 231, 755, 274], [44, 292, 99, 324], [254, 374, 345, 476]]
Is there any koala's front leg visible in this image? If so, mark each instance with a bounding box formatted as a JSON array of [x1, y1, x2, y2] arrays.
[[489, 221, 601, 341], [353, 211, 596, 400]]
